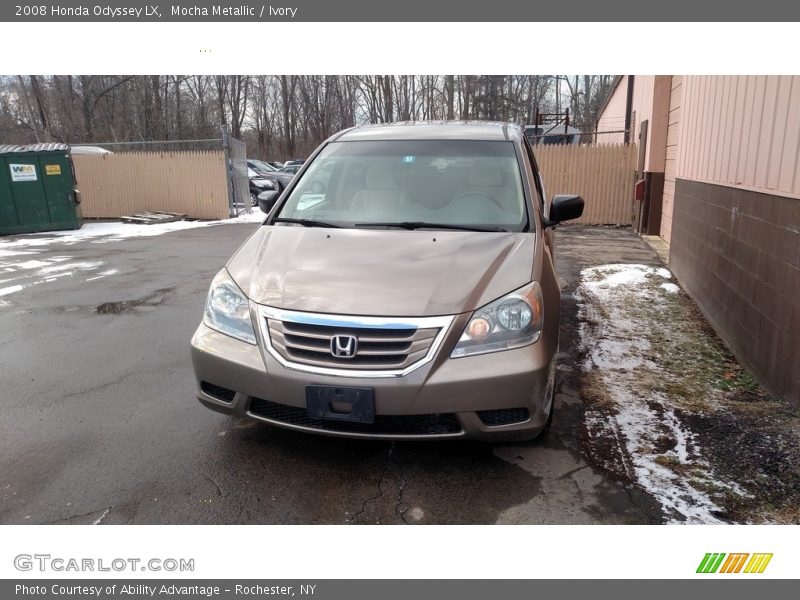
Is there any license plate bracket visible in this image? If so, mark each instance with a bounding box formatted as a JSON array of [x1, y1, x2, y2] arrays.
[[306, 386, 375, 424]]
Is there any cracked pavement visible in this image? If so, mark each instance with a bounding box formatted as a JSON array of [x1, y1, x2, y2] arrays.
[[0, 222, 665, 524]]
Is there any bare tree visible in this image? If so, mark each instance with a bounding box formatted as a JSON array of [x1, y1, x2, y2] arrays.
[[0, 74, 609, 154]]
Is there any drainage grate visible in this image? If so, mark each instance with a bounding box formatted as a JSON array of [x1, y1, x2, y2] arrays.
[[200, 382, 236, 402], [249, 397, 462, 436], [477, 407, 530, 426]]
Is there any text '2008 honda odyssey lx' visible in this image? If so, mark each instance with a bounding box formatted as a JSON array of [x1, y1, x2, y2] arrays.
[[191, 121, 584, 442]]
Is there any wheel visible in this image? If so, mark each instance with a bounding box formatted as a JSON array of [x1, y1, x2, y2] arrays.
[[250, 191, 258, 206]]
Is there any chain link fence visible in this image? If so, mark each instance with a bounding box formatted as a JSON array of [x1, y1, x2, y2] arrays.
[[225, 134, 250, 217], [527, 129, 629, 146], [69, 139, 224, 154]]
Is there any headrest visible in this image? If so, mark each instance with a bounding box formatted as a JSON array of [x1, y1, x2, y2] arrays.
[[366, 164, 398, 189], [467, 164, 503, 187]]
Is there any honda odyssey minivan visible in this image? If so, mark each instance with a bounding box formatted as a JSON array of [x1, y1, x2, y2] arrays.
[[191, 121, 584, 441]]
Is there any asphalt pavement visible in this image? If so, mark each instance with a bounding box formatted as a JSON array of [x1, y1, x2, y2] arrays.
[[0, 222, 664, 524]]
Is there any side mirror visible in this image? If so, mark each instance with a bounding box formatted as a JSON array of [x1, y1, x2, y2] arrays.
[[257, 190, 280, 214], [548, 194, 584, 225]]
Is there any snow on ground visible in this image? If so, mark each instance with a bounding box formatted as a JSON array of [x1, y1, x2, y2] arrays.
[[0, 211, 264, 303], [660, 282, 680, 294], [577, 263, 749, 524], [0, 209, 264, 251], [85, 269, 120, 282], [0, 256, 108, 299]]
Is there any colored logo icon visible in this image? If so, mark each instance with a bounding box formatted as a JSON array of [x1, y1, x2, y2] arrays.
[[697, 553, 773, 574]]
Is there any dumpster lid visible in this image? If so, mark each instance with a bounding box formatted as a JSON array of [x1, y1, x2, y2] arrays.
[[0, 143, 70, 154]]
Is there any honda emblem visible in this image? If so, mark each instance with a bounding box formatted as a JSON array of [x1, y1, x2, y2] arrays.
[[331, 335, 358, 359]]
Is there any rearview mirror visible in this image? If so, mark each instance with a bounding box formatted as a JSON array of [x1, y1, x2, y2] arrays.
[[548, 194, 584, 225], [257, 190, 280, 214]]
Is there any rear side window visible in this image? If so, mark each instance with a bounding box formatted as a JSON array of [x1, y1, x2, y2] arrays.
[[276, 140, 529, 232]]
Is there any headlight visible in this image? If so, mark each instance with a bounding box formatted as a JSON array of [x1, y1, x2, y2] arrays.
[[253, 179, 275, 189], [451, 281, 544, 358], [203, 269, 256, 344]]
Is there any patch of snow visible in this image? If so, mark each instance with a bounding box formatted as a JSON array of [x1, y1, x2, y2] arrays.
[[92, 507, 111, 525], [36, 261, 103, 276], [42, 271, 74, 282], [660, 282, 680, 294], [608, 386, 727, 523], [9, 260, 53, 270], [85, 269, 119, 282], [577, 262, 747, 524], [0, 212, 263, 252], [0, 212, 264, 300], [228, 210, 267, 224], [0, 249, 34, 259], [0, 256, 105, 301], [0, 284, 24, 297], [3, 221, 216, 248]]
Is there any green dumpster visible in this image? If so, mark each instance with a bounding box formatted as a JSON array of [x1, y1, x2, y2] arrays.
[[0, 143, 82, 235]]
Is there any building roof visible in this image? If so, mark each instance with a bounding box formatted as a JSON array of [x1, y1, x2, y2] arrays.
[[0, 143, 70, 155], [595, 76, 625, 122], [336, 121, 522, 142]]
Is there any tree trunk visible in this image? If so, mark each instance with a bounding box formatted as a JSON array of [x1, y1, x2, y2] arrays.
[[446, 75, 455, 120], [29, 76, 51, 141], [280, 75, 294, 158], [382, 76, 393, 123]]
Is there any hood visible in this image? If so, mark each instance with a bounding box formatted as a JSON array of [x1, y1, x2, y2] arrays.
[[227, 226, 535, 317], [273, 172, 294, 185]]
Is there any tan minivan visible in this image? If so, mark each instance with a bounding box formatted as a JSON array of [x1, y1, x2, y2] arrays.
[[191, 122, 583, 441]]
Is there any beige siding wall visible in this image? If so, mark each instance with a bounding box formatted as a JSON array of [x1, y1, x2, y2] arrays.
[[648, 76, 672, 173], [596, 76, 666, 172], [677, 75, 800, 199], [631, 75, 655, 153], [596, 78, 628, 134], [660, 75, 684, 243], [74, 151, 231, 220]]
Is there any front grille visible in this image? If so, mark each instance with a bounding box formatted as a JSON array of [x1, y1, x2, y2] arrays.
[[267, 319, 439, 371], [201, 381, 236, 402], [249, 397, 462, 436], [477, 407, 530, 426]]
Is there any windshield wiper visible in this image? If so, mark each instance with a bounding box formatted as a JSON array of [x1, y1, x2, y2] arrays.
[[354, 221, 508, 232], [272, 217, 341, 228]]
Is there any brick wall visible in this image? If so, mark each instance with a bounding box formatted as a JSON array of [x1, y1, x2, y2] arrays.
[[669, 178, 800, 406]]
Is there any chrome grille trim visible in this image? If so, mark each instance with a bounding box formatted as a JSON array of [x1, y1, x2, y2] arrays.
[[256, 305, 455, 378]]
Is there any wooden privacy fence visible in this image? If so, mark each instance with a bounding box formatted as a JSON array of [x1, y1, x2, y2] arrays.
[[73, 151, 230, 220], [535, 143, 638, 225]]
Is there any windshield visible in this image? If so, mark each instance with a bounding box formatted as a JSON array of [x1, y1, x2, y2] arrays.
[[273, 140, 528, 231], [251, 159, 277, 173]]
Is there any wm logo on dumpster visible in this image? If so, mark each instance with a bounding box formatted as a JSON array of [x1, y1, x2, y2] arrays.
[[697, 553, 772, 573]]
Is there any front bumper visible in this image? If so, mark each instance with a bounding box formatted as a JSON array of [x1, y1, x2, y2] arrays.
[[190, 314, 557, 442]]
